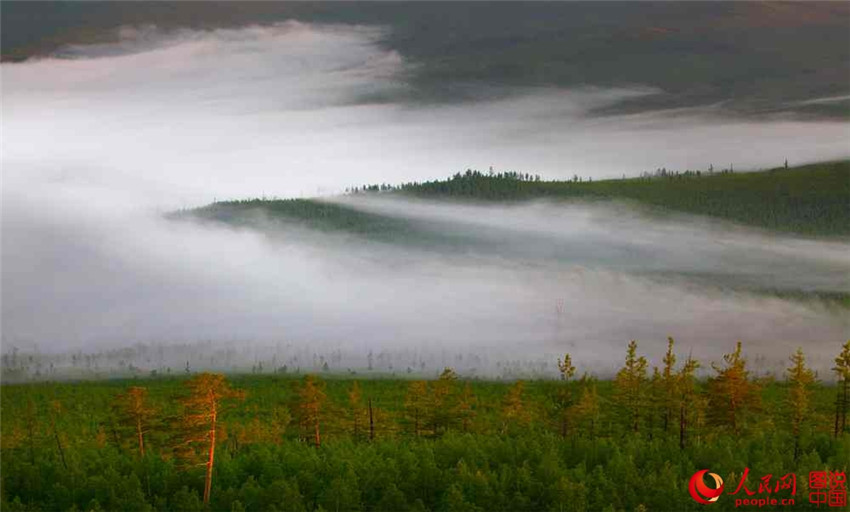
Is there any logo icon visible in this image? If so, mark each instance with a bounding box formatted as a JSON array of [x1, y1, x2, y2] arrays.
[[689, 470, 725, 505]]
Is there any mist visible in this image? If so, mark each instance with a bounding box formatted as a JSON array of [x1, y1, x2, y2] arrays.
[[2, 22, 849, 378]]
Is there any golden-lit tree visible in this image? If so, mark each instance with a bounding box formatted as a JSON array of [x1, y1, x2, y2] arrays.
[[177, 373, 245, 505], [428, 368, 459, 435], [832, 340, 850, 437], [347, 381, 367, 441], [230, 404, 290, 452], [363, 398, 395, 441], [709, 341, 760, 434], [501, 380, 532, 434], [786, 347, 816, 460], [570, 377, 601, 439], [404, 381, 429, 437], [614, 340, 648, 433], [113, 386, 156, 457], [294, 375, 327, 448], [457, 383, 477, 434]]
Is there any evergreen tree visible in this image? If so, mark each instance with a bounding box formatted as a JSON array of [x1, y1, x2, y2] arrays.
[[556, 353, 577, 437], [347, 381, 366, 441], [501, 381, 531, 434], [48, 400, 68, 471], [177, 373, 246, 505], [404, 381, 429, 437], [428, 368, 459, 435], [557, 354, 576, 381], [571, 378, 601, 439], [294, 375, 327, 448], [113, 386, 156, 457], [832, 340, 850, 436], [457, 383, 477, 434], [614, 341, 648, 433], [708, 341, 759, 434], [660, 338, 677, 434], [786, 347, 816, 460], [676, 355, 701, 449]]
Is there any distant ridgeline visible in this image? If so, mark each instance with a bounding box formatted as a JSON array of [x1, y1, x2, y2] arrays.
[[183, 161, 849, 238], [353, 160, 850, 237], [182, 198, 413, 240]]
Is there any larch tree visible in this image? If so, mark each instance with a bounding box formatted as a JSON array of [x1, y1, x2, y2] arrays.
[[676, 354, 701, 450], [501, 380, 531, 434], [404, 381, 429, 437], [177, 373, 245, 505], [833, 340, 850, 437], [48, 400, 68, 471], [558, 354, 576, 381], [457, 383, 477, 434], [647, 367, 663, 438], [113, 386, 156, 457], [571, 377, 601, 440], [786, 347, 816, 461], [294, 375, 327, 448], [708, 341, 760, 434], [428, 368, 459, 435], [347, 381, 366, 441], [614, 340, 648, 433], [660, 337, 677, 434], [230, 403, 290, 453], [23, 398, 37, 465], [556, 353, 577, 437]]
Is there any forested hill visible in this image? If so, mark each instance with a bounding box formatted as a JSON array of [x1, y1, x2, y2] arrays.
[[181, 161, 849, 238], [182, 161, 850, 238], [359, 160, 850, 238]]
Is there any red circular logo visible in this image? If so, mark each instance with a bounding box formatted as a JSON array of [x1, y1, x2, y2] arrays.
[[689, 469, 725, 505]]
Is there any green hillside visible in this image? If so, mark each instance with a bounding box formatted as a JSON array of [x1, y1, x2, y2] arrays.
[[183, 161, 849, 238], [386, 160, 850, 237]]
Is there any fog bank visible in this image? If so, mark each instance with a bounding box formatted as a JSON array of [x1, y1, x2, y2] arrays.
[[2, 22, 849, 377]]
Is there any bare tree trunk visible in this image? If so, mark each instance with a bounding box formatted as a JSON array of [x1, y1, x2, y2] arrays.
[[204, 409, 216, 504], [679, 404, 686, 450], [52, 424, 68, 470]]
